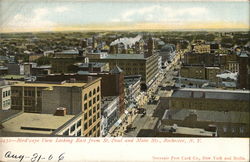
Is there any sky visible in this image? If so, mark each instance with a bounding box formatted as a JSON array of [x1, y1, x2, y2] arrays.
[[0, 0, 249, 33]]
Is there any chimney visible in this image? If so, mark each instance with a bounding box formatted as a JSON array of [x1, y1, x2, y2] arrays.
[[87, 76, 93, 82], [54, 107, 67, 116]]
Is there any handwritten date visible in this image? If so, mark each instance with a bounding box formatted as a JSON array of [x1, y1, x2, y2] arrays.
[[4, 151, 65, 162]]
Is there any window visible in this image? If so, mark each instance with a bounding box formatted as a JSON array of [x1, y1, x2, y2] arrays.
[[93, 97, 96, 104], [70, 125, 75, 133], [89, 109, 92, 117], [89, 100, 92, 107], [77, 130, 81, 136], [97, 86, 100, 92], [94, 126, 96, 131], [89, 119, 92, 127], [84, 113, 88, 120], [89, 130, 92, 136], [77, 120, 82, 128], [84, 103, 87, 110], [240, 127, 244, 134], [84, 94, 87, 100], [89, 91, 92, 97], [93, 89, 96, 95], [97, 95, 100, 101], [63, 129, 69, 136], [223, 127, 227, 133], [97, 104, 100, 110], [93, 107, 96, 113], [97, 112, 100, 119], [84, 123, 88, 130], [93, 115, 96, 122]]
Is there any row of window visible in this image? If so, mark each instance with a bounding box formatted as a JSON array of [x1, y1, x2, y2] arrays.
[[63, 119, 82, 136], [84, 117, 100, 130], [111, 62, 145, 66], [2, 90, 11, 98], [84, 87, 100, 100], [222, 127, 245, 134], [84, 99, 100, 110], [2, 99, 11, 107]]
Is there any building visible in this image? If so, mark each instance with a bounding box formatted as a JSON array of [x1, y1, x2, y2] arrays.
[[0, 109, 91, 137], [180, 65, 206, 80], [0, 80, 11, 110], [0, 66, 8, 76], [10, 79, 101, 137], [205, 67, 221, 82], [237, 51, 250, 89], [100, 96, 119, 137], [159, 44, 176, 64], [90, 53, 160, 89], [73, 62, 109, 73], [31, 65, 51, 76], [50, 56, 86, 73], [191, 43, 210, 53], [161, 109, 249, 137], [124, 75, 141, 107], [169, 88, 249, 112], [156, 124, 217, 137], [6, 63, 23, 75], [180, 65, 221, 83], [36, 67, 125, 116], [11, 78, 101, 115]]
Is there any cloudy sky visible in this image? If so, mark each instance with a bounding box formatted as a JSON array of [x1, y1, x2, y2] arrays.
[[0, 0, 249, 32]]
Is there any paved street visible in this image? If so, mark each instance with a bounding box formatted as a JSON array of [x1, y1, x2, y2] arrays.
[[123, 51, 183, 137]]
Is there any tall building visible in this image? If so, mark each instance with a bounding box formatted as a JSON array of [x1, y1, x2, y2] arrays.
[[10, 78, 101, 137], [237, 51, 250, 89], [36, 67, 125, 117], [90, 53, 160, 89], [0, 80, 11, 110]]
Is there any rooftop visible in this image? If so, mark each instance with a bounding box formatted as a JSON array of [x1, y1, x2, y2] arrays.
[[74, 62, 107, 68], [0, 110, 22, 123], [12, 81, 86, 88], [55, 49, 79, 55], [1, 113, 75, 134], [172, 88, 250, 101], [101, 96, 119, 109], [104, 54, 146, 60], [158, 125, 214, 137], [163, 109, 249, 124]]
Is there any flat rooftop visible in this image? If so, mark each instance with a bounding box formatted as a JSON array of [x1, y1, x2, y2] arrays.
[[163, 109, 249, 124], [172, 88, 250, 101], [2, 113, 75, 134], [75, 62, 107, 68], [159, 125, 214, 137], [0, 110, 22, 123], [103, 54, 146, 60], [12, 82, 86, 88]]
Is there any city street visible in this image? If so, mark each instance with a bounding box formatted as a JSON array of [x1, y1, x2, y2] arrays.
[[123, 51, 182, 137]]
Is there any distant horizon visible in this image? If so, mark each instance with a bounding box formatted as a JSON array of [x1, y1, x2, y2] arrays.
[[1, 0, 249, 33], [1, 28, 249, 34]]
